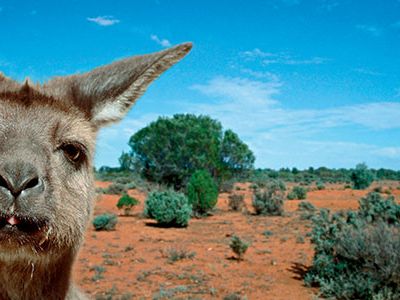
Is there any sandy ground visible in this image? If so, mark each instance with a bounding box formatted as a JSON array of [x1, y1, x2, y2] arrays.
[[73, 181, 400, 299]]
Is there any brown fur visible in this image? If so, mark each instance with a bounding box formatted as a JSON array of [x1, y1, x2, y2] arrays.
[[0, 43, 192, 300]]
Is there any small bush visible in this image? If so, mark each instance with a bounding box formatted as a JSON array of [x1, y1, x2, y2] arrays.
[[162, 248, 196, 263], [316, 182, 325, 190], [252, 180, 284, 216], [228, 194, 245, 211], [254, 178, 286, 191], [144, 190, 192, 227], [305, 192, 400, 299], [124, 182, 136, 190], [116, 193, 139, 216], [229, 235, 250, 260], [351, 162, 374, 190], [358, 192, 400, 225], [287, 186, 307, 200], [93, 214, 118, 231], [103, 182, 126, 195], [91, 265, 106, 282], [187, 170, 219, 216], [296, 235, 305, 244], [223, 293, 247, 300], [263, 230, 273, 237], [298, 201, 316, 220], [249, 183, 259, 191], [219, 180, 235, 193], [298, 201, 316, 212], [114, 177, 133, 185]]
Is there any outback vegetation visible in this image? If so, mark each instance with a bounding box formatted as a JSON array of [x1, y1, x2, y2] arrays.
[[89, 137, 400, 300], [144, 190, 192, 227], [116, 193, 140, 216], [305, 192, 400, 299], [121, 114, 255, 189], [187, 170, 219, 216]]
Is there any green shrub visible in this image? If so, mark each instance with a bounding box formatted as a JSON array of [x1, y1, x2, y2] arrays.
[[223, 293, 247, 300], [255, 179, 286, 191], [219, 180, 235, 193], [316, 181, 325, 190], [128, 114, 255, 189], [163, 248, 196, 263], [298, 201, 316, 220], [187, 170, 218, 215], [93, 213, 118, 231], [287, 186, 307, 200], [298, 201, 316, 212], [305, 192, 400, 299], [103, 182, 127, 195], [116, 193, 139, 216], [229, 235, 250, 260], [252, 180, 284, 216], [114, 177, 133, 185], [263, 230, 273, 237], [124, 182, 136, 190], [351, 162, 374, 189], [249, 183, 259, 191], [144, 190, 192, 227], [228, 194, 245, 211], [358, 192, 400, 225]]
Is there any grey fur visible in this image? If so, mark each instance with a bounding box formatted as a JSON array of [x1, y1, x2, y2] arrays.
[[0, 42, 192, 300]]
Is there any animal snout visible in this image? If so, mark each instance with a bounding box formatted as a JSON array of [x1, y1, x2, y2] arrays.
[[0, 162, 44, 201]]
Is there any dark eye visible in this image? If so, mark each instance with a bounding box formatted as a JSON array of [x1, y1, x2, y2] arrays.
[[60, 143, 85, 164]]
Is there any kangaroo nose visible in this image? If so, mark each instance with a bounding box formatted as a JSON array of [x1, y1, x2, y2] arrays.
[[0, 165, 44, 198]]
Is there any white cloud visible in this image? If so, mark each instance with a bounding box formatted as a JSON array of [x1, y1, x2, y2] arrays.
[[87, 16, 120, 26], [356, 24, 382, 37], [191, 76, 281, 107], [353, 68, 383, 76], [240, 49, 328, 65], [241, 68, 280, 81], [373, 147, 400, 159], [150, 34, 172, 48], [263, 56, 327, 65], [241, 48, 274, 59], [329, 102, 400, 130], [94, 73, 400, 168], [187, 75, 400, 168]]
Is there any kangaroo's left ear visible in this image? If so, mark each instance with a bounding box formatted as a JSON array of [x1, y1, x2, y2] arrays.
[[43, 43, 192, 127]]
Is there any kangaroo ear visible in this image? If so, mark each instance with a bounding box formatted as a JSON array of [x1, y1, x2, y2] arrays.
[[0, 73, 21, 92], [44, 43, 192, 127]]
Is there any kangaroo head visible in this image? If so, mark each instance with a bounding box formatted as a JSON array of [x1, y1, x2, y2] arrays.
[[0, 43, 192, 261]]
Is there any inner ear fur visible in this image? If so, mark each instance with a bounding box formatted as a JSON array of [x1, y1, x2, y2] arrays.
[[43, 42, 192, 127]]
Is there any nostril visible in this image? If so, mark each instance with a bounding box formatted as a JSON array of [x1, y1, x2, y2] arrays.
[[0, 175, 10, 190], [21, 177, 41, 191]]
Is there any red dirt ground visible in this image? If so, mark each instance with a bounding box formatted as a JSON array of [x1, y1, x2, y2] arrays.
[[73, 181, 400, 299]]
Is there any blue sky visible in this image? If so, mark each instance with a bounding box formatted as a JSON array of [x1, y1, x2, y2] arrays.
[[0, 0, 399, 170]]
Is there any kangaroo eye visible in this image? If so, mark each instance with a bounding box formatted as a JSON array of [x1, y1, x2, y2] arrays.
[[60, 143, 85, 164]]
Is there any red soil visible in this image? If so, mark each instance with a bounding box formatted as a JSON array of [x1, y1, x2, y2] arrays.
[[73, 182, 400, 299]]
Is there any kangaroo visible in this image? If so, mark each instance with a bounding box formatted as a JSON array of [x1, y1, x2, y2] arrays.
[[0, 42, 192, 300]]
